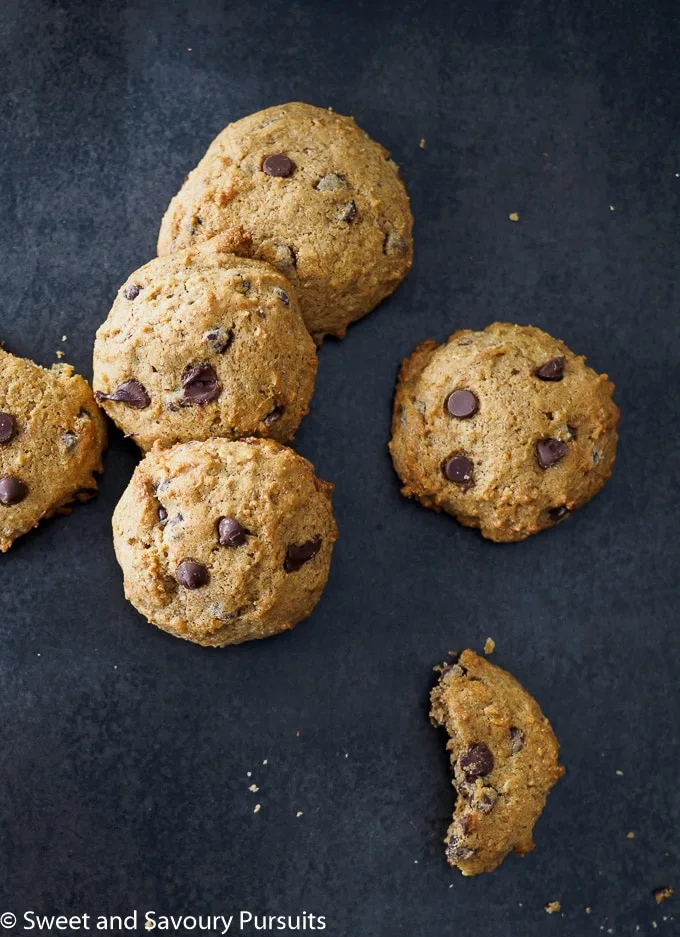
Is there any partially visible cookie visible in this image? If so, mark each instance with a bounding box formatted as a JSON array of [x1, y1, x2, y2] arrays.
[[93, 242, 317, 451], [157, 102, 413, 342], [112, 437, 337, 647], [430, 650, 565, 876], [0, 347, 107, 552], [389, 323, 619, 541]]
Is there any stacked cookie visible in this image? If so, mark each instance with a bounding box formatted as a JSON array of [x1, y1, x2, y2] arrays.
[[92, 102, 414, 647]]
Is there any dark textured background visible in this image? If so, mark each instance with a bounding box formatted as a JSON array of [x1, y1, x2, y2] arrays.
[[1, 1, 679, 935]]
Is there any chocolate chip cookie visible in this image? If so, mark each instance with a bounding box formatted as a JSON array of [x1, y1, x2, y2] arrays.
[[430, 650, 565, 876], [157, 102, 413, 342], [112, 437, 337, 647], [389, 323, 619, 541], [93, 241, 317, 451], [0, 346, 107, 552]]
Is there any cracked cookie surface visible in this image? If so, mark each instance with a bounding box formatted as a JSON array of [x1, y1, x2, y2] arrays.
[[93, 242, 317, 451], [157, 102, 413, 342], [430, 650, 565, 876], [112, 437, 338, 647], [389, 322, 619, 541], [0, 347, 107, 552]]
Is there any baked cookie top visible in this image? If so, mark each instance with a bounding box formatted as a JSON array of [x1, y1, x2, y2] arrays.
[[112, 437, 338, 647], [93, 242, 317, 451], [430, 650, 565, 876], [157, 102, 413, 342], [389, 323, 620, 541], [0, 347, 107, 552]]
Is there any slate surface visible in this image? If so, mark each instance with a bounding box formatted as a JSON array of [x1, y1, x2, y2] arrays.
[[0, 1, 679, 935]]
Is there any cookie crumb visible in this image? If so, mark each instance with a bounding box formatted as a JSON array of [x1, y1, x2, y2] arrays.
[[652, 886, 674, 904], [56, 350, 65, 359], [296, 811, 303, 818], [483, 637, 495, 655], [253, 803, 261, 814], [246, 771, 252, 777], [61, 335, 67, 342], [508, 212, 520, 222], [609, 205, 615, 211], [585, 907, 592, 914], [248, 784, 259, 793], [627, 831, 636, 839], [545, 901, 561, 914], [616, 769, 624, 776], [419, 138, 426, 149], [262, 759, 268, 765]]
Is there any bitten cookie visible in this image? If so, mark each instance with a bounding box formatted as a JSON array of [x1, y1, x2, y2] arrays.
[[157, 102, 413, 342], [389, 323, 619, 541], [430, 650, 565, 876], [0, 347, 107, 552], [112, 438, 338, 647], [93, 242, 317, 451]]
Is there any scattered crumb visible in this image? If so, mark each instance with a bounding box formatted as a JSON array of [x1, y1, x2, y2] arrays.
[[609, 205, 615, 212], [585, 907, 591, 914], [262, 759, 268, 765], [545, 901, 561, 914], [296, 811, 303, 818], [248, 784, 259, 793], [246, 771, 252, 777], [344, 753, 349, 758], [253, 803, 261, 814], [296, 730, 300, 737], [483, 637, 495, 655], [543, 152, 549, 157], [508, 212, 520, 222], [414, 860, 418, 864], [61, 335, 67, 342], [616, 770, 624, 776], [653, 886, 674, 904], [145, 922, 154, 931], [419, 138, 426, 149], [56, 350, 65, 359], [187, 47, 192, 51], [627, 831, 636, 839]]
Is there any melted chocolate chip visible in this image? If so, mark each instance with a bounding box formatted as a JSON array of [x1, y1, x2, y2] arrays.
[[61, 431, 78, 452], [204, 327, 233, 354], [263, 405, 284, 426], [217, 516, 248, 547], [315, 173, 346, 191], [273, 286, 289, 305], [459, 742, 494, 779], [535, 356, 566, 381], [510, 727, 525, 754], [446, 840, 475, 862], [181, 363, 221, 405], [476, 788, 497, 813], [262, 154, 294, 177], [123, 283, 141, 301], [0, 412, 17, 444], [284, 535, 322, 572], [458, 814, 473, 835], [548, 505, 569, 523], [537, 438, 568, 468], [336, 200, 357, 223], [443, 455, 474, 486], [95, 380, 150, 409], [446, 389, 478, 419], [158, 506, 168, 526], [175, 559, 209, 589], [0, 476, 28, 506]]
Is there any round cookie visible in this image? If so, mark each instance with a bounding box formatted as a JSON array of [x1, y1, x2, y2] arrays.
[[157, 102, 413, 342], [93, 242, 317, 451], [389, 323, 619, 542], [112, 437, 338, 647], [0, 347, 107, 552], [430, 650, 565, 876]]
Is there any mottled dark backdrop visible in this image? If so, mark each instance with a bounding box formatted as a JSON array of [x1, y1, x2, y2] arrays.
[[0, 1, 678, 935]]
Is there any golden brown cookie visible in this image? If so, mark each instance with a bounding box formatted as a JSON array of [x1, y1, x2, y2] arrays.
[[112, 437, 338, 647], [389, 323, 619, 541], [430, 650, 565, 876], [93, 242, 317, 451], [157, 102, 413, 342], [0, 347, 107, 552]]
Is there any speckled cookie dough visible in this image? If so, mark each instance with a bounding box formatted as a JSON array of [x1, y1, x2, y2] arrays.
[[389, 323, 619, 541], [0, 346, 107, 552], [93, 241, 317, 451], [157, 102, 413, 342], [430, 650, 565, 876], [112, 437, 338, 647]]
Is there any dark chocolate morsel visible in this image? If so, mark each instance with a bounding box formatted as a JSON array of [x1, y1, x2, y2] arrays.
[[262, 154, 294, 177], [443, 455, 474, 485], [0, 476, 28, 506], [263, 405, 284, 426], [537, 438, 569, 468], [446, 389, 478, 419], [175, 559, 209, 589], [446, 840, 475, 862], [95, 379, 150, 409], [0, 412, 17, 444], [123, 283, 141, 301], [336, 200, 357, 223], [273, 287, 289, 305], [158, 506, 168, 526], [217, 517, 248, 547], [181, 363, 221, 405], [204, 327, 233, 354], [548, 505, 569, 523], [284, 535, 322, 572], [535, 356, 565, 381], [459, 742, 494, 779]]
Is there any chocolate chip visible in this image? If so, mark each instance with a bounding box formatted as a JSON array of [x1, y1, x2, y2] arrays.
[[510, 727, 525, 754], [181, 363, 221, 405], [548, 506, 569, 523], [458, 814, 473, 835], [382, 231, 410, 255], [535, 356, 565, 381], [459, 742, 494, 779], [537, 438, 568, 468], [262, 154, 294, 177], [95, 380, 150, 409], [272, 245, 296, 272], [443, 455, 474, 486], [0, 476, 28, 506], [217, 516, 248, 547], [315, 172, 346, 191], [446, 389, 478, 419], [263, 405, 284, 426], [476, 788, 497, 813], [284, 535, 322, 572], [158, 506, 168, 526], [446, 840, 475, 862], [273, 287, 289, 305], [0, 412, 17, 444], [335, 200, 357, 223], [233, 274, 250, 294], [123, 283, 141, 301], [175, 559, 209, 589], [592, 447, 602, 465], [204, 327, 233, 354], [61, 431, 78, 452]]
